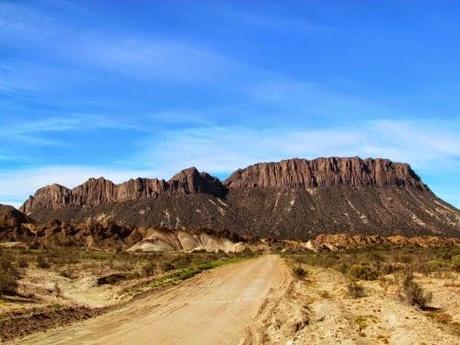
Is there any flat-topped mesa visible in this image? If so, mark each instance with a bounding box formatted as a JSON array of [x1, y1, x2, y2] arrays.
[[20, 168, 226, 214], [225, 157, 428, 190]]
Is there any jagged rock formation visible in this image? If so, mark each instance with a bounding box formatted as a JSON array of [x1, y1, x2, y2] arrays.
[[16, 157, 460, 240], [225, 157, 426, 189], [21, 167, 226, 214]]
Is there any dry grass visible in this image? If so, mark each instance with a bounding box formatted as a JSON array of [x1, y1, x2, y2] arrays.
[[347, 282, 367, 298], [282, 246, 460, 280], [398, 272, 433, 308], [0, 253, 19, 296], [426, 311, 460, 336]]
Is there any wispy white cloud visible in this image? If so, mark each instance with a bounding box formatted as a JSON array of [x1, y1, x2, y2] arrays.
[[138, 118, 460, 175], [73, 35, 242, 84], [1, 2, 245, 88], [0, 2, 56, 40], [201, 4, 325, 33], [247, 77, 392, 119], [0, 62, 50, 93], [0, 114, 147, 146]]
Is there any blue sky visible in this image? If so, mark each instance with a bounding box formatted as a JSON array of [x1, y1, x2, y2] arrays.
[[0, 0, 459, 208]]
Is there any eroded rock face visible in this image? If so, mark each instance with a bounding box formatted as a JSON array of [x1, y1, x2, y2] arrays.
[[225, 157, 427, 190], [21, 184, 72, 214], [20, 167, 227, 214], [116, 178, 168, 201], [168, 167, 227, 196]]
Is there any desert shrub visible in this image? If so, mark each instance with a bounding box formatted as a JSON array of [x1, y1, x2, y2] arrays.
[[0, 271, 18, 295], [397, 254, 414, 264], [451, 255, 460, 272], [59, 264, 78, 279], [347, 282, 367, 298], [59, 270, 73, 279], [319, 290, 331, 299], [17, 258, 29, 269], [399, 272, 432, 308], [426, 260, 447, 272], [160, 261, 175, 272], [29, 242, 41, 250], [381, 262, 397, 275], [0, 254, 17, 274], [291, 252, 339, 268], [338, 263, 349, 275], [348, 264, 379, 281], [0, 254, 19, 296], [171, 254, 193, 268], [292, 266, 307, 279], [36, 256, 51, 269], [142, 262, 157, 277], [97, 273, 126, 285]]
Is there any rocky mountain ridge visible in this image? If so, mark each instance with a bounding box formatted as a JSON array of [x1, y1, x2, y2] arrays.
[[21, 157, 428, 214], [21, 167, 226, 214], [12, 157, 460, 240]]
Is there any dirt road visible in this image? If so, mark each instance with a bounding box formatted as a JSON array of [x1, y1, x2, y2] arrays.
[[16, 255, 291, 345]]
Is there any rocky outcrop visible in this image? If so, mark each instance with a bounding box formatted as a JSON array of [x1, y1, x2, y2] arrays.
[[127, 229, 245, 253], [116, 178, 168, 200], [21, 167, 227, 214], [21, 184, 73, 214], [168, 167, 227, 196], [0, 219, 245, 251], [225, 157, 427, 190], [0, 204, 33, 229]]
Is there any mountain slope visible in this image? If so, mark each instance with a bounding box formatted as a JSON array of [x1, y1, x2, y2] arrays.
[[18, 157, 460, 240], [0, 204, 33, 229]]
